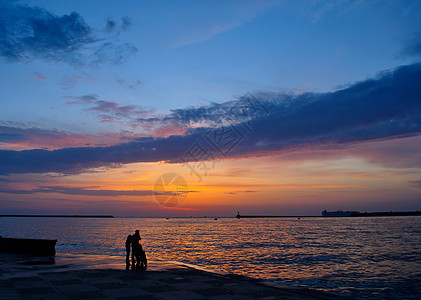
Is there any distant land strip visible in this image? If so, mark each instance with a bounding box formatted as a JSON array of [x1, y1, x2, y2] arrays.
[[0, 215, 114, 218], [236, 215, 321, 218], [349, 211, 421, 217], [236, 211, 421, 218]]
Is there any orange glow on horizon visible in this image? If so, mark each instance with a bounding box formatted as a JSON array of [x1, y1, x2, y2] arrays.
[[2, 136, 420, 216]]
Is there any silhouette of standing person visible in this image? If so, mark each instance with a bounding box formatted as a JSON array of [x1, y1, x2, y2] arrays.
[[125, 234, 132, 268], [132, 230, 147, 269]]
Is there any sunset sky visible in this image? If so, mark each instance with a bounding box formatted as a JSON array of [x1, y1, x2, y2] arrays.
[[1, 0, 421, 217]]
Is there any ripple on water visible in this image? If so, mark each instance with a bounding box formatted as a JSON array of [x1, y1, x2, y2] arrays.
[[1, 216, 421, 299]]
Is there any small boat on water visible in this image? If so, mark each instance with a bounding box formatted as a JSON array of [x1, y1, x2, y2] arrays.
[[0, 236, 57, 255]]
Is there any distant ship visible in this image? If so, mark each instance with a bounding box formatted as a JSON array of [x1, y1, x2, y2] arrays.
[[322, 210, 360, 217]]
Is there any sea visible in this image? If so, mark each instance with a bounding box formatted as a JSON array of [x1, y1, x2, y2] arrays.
[[1, 216, 420, 299]]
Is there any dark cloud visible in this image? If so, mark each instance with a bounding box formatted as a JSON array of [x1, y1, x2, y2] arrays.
[[105, 19, 116, 33], [0, 1, 90, 62], [0, 1, 137, 65], [104, 17, 132, 33], [0, 125, 135, 150], [0, 185, 193, 198], [0, 186, 154, 196], [1, 63, 421, 175], [400, 32, 421, 58], [0, 134, 190, 174], [92, 42, 138, 65], [0, 126, 64, 143], [121, 17, 132, 31]]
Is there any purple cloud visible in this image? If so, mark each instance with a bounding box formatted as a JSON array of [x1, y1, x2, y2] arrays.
[[32, 72, 47, 81], [65, 95, 152, 124], [410, 180, 421, 188]]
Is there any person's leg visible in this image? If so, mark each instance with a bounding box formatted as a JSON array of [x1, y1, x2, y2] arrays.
[[135, 251, 141, 267], [126, 249, 130, 265], [131, 248, 136, 265], [141, 251, 147, 267]]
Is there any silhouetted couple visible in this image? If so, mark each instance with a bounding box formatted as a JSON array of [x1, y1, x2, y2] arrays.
[[125, 230, 147, 270]]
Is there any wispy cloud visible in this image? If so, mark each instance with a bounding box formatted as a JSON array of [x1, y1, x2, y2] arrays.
[[0, 125, 138, 150], [136, 94, 271, 136], [104, 19, 116, 33], [116, 77, 142, 90], [104, 17, 132, 33], [65, 94, 98, 105], [0, 185, 195, 199], [1, 63, 421, 174], [31, 72, 47, 81], [400, 32, 421, 58], [0, 197, 158, 216], [346, 135, 421, 169], [60, 74, 97, 90], [225, 190, 258, 195], [92, 42, 137, 65], [0, 0, 137, 66], [121, 17, 132, 31], [172, 0, 279, 47], [64, 94, 153, 125], [410, 180, 421, 188], [0, 185, 154, 197], [295, 1, 421, 23]]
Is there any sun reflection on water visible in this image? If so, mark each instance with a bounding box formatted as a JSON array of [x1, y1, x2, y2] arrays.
[[1, 216, 420, 298]]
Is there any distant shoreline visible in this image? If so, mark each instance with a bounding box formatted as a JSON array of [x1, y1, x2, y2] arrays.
[[0, 215, 114, 218], [237, 211, 421, 218], [1, 212, 420, 218]]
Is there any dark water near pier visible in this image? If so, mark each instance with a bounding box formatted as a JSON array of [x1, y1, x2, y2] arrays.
[[1, 216, 420, 299]]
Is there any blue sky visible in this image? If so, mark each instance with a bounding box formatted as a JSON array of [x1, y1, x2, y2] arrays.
[[1, 0, 421, 216], [2, 0, 420, 136]]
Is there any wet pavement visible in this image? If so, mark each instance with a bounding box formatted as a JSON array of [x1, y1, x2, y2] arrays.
[[0, 253, 344, 299]]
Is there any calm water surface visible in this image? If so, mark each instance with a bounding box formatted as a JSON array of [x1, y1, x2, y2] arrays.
[[1, 216, 420, 299]]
